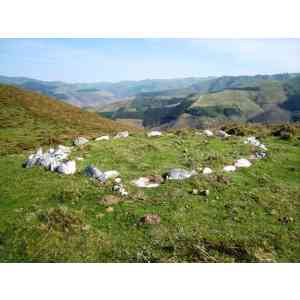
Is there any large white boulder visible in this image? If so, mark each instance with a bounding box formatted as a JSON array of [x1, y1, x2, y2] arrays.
[[235, 158, 252, 168]]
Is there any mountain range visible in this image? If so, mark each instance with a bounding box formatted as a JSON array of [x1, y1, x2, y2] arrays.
[[1, 73, 300, 128]]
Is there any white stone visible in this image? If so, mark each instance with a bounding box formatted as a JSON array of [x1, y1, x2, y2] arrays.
[[57, 145, 72, 153], [147, 131, 162, 137], [85, 165, 106, 182], [217, 130, 230, 138], [114, 131, 129, 139], [56, 160, 76, 175], [167, 169, 197, 180], [104, 170, 120, 180], [95, 135, 110, 141], [132, 177, 160, 188], [244, 136, 268, 150], [114, 178, 122, 184], [235, 158, 252, 168], [202, 167, 213, 175], [73, 137, 89, 146], [76, 157, 84, 161], [259, 144, 268, 151], [203, 129, 214, 137], [223, 165, 236, 172]]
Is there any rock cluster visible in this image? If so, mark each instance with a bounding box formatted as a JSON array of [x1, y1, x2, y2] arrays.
[[24, 146, 76, 175]]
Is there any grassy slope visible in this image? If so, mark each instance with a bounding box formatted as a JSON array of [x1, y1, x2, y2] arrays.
[[191, 90, 263, 116], [0, 85, 140, 155], [0, 129, 299, 262]]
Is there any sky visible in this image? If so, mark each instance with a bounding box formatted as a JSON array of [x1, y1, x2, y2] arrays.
[[0, 38, 300, 83]]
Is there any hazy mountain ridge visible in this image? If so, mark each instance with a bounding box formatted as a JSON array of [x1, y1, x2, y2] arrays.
[[93, 73, 300, 128], [0, 75, 212, 107]]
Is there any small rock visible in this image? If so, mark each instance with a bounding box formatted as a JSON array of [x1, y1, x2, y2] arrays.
[[114, 131, 129, 139], [203, 129, 214, 137], [235, 158, 252, 168], [166, 168, 197, 180], [85, 165, 106, 182], [104, 170, 120, 180], [147, 131, 162, 137], [114, 177, 122, 184], [76, 157, 84, 161], [105, 206, 114, 213], [132, 175, 163, 188], [140, 213, 161, 225], [279, 216, 294, 224], [203, 167, 213, 175], [56, 160, 76, 175], [73, 136, 89, 146], [113, 183, 128, 197], [259, 144, 268, 151], [256, 152, 267, 159], [99, 195, 122, 206], [199, 189, 210, 196], [192, 189, 199, 195], [217, 130, 230, 138], [223, 165, 236, 172], [95, 135, 110, 141]]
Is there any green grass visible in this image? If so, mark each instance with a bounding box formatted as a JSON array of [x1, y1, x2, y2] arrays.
[[191, 90, 263, 117], [0, 85, 140, 155], [0, 131, 299, 262]]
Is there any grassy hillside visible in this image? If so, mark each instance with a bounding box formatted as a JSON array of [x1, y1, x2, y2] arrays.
[[190, 90, 263, 119], [0, 125, 299, 262], [0, 85, 140, 155], [95, 76, 300, 128]]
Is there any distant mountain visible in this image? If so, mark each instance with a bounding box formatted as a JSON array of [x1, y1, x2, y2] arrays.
[[0, 84, 139, 154], [93, 73, 300, 128], [0, 75, 213, 107]]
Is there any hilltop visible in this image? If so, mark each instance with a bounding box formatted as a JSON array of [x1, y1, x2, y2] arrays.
[[0, 84, 139, 155]]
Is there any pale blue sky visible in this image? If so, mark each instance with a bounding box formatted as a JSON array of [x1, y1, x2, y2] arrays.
[[0, 39, 299, 82]]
